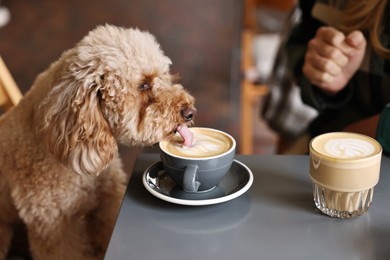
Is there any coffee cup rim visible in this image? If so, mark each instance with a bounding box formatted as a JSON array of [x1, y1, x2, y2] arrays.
[[309, 132, 382, 162], [159, 127, 236, 160]]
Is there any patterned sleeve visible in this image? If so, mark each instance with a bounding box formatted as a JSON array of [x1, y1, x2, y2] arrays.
[[285, 0, 354, 112]]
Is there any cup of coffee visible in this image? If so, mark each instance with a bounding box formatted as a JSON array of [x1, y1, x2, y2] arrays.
[[309, 132, 382, 218], [159, 127, 236, 193]]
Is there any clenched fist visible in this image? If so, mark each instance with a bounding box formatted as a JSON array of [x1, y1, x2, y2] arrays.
[[303, 26, 366, 94]]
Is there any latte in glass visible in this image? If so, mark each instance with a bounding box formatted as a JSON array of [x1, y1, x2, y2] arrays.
[[309, 132, 382, 218]]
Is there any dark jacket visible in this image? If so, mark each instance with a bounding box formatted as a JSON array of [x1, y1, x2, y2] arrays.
[[286, 0, 390, 154]]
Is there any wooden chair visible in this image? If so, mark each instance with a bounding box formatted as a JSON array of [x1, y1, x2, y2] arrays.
[[239, 0, 296, 154], [240, 32, 268, 154], [240, 0, 268, 154], [0, 55, 22, 111]]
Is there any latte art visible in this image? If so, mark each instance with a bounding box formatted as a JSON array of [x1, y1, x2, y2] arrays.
[[324, 138, 376, 158], [161, 128, 233, 158]]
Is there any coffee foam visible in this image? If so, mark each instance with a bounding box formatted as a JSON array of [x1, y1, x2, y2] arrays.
[[311, 132, 381, 160], [324, 138, 376, 159], [161, 128, 233, 158]]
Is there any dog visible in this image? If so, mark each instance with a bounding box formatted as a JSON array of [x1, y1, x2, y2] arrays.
[[0, 24, 196, 259]]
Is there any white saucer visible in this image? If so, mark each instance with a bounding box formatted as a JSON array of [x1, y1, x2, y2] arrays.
[[142, 159, 254, 206]]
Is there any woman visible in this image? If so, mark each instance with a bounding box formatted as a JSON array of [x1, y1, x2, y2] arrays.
[[286, 0, 390, 154]]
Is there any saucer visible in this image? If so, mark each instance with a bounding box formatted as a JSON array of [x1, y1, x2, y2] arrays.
[[142, 160, 254, 206]]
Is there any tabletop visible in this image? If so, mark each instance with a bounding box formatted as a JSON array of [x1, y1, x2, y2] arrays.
[[105, 154, 390, 260]]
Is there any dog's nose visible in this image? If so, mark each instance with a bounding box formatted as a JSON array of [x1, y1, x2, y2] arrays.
[[181, 107, 196, 122]]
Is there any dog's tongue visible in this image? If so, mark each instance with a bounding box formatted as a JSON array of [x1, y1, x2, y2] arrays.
[[177, 124, 194, 147]]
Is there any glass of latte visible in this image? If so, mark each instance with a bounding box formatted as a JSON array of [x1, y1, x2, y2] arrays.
[[159, 127, 236, 193], [309, 132, 382, 218]]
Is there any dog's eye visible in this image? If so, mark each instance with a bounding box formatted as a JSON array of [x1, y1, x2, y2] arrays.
[[139, 81, 151, 91]]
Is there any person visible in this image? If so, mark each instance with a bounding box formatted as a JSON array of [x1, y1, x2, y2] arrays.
[[285, 0, 390, 154]]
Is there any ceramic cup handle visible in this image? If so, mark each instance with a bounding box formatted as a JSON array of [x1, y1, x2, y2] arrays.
[[183, 164, 200, 192]]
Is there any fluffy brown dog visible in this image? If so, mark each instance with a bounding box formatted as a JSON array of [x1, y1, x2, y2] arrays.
[[0, 24, 196, 259]]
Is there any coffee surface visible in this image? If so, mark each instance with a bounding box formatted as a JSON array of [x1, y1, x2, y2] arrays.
[[324, 138, 376, 158], [161, 128, 233, 158], [311, 133, 380, 159]]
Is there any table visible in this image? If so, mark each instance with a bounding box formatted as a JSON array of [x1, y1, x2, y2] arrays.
[[105, 154, 390, 260]]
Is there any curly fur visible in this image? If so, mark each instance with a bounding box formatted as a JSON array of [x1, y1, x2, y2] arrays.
[[0, 24, 195, 259]]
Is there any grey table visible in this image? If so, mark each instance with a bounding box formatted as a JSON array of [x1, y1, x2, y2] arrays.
[[105, 154, 390, 260]]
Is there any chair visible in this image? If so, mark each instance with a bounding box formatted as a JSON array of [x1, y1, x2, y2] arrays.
[[239, 0, 296, 154], [0, 55, 22, 111], [240, 0, 268, 154]]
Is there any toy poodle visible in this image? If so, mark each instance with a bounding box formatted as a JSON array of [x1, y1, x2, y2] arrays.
[[0, 24, 196, 259]]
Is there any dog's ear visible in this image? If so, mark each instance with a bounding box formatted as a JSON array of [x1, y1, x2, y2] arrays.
[[38, 66, 117, 176]]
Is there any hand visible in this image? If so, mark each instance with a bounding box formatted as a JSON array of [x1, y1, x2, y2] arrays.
[[302, 27, 367, 95]]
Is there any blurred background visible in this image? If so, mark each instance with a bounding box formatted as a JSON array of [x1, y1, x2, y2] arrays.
[[0, 0, 296, 155]]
